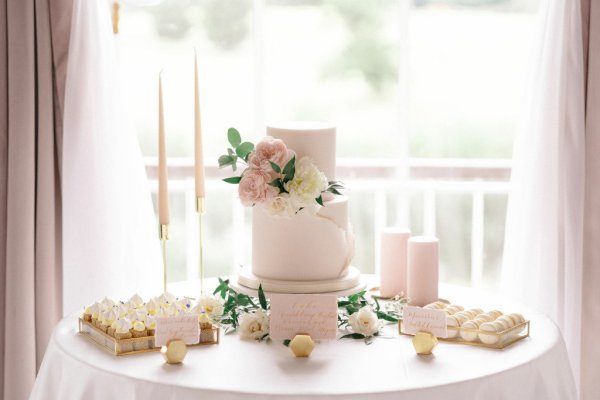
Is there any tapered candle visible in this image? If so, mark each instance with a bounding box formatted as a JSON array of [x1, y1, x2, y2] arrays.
[[158, 72, 170, 225], [194, 51, 205, 200], [380, 228, 411, 298], [407, 236, 439, 306]]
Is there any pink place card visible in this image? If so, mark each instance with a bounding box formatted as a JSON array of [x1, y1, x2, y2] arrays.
[[269, 294, 338, 340], [401, 306, 448, 338], [155, 315, 200, 347]]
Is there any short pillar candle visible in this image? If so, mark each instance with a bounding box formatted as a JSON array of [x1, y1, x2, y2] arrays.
[[407, 236, 439, 306], [379, 228, 411, 298]]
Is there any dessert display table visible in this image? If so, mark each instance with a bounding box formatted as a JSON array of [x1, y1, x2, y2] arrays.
[[30, 278, 577, 400]]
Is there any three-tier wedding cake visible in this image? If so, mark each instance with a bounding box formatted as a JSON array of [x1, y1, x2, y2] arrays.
[[237, 122, 362, 294]]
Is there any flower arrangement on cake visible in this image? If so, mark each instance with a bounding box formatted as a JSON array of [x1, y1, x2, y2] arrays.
[[218, 127, 345, 217]]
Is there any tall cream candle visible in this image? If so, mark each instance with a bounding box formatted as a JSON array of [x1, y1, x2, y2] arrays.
[[158, 72, 170, 225], [194, 51, 205, 199], [407, 236, 439, 306], [380, 228, 411, 298]]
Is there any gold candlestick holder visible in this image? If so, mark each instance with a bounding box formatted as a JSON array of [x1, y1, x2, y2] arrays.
[[196, 197, 206, 296], [159, 223, 169, 293]]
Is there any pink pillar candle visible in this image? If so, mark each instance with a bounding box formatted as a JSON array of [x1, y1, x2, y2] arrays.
[[379, 228, 411, 298], [407, 236, 439, 306]]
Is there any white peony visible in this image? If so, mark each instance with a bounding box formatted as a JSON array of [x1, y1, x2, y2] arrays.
[[284, 157, 328, 210], [265, 193, 296, 218], [348, 307, 380, 337], [239, 309, 270, 340], [198, 295, 224, 321]]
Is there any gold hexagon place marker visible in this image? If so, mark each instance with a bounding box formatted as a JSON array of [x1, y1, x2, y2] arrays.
[[161, 339, 188, 364], [289, 334, 315, 357], [412, 331, 438, 355]]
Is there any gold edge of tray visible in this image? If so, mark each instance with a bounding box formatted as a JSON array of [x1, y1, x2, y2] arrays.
[[397, 319, 530, 349], [78, 318, 219, 356]]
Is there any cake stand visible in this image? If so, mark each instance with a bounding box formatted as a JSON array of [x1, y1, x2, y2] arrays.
[[231, 265, 367, 297]]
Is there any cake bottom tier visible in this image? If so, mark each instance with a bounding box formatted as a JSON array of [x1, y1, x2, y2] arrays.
[[236, 265, 364, 294]]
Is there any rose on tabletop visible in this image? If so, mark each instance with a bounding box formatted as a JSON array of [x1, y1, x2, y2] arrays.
[[239, 309, 270, 341], [348, 306, 380, 337], [198, 295, 225, 322]]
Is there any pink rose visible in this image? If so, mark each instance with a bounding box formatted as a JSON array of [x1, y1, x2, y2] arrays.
[[248, 136, 295, 177], [238, 169, 279, 207]]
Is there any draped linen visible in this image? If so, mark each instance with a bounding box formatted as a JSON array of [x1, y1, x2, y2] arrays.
[[503, 0, 600, 398], [0, 0, 72, 398], [62, 0, 162, 315]]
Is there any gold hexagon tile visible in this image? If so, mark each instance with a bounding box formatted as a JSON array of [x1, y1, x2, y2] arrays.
[[289, 334, 315, 357]]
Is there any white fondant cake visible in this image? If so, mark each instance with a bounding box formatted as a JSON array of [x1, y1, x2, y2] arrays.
[[247, 123, 357, 291]]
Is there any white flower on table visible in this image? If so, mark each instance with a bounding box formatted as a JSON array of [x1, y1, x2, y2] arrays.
[[239, 309, 269, 340], [284, 157, 328, 210], [348, 307, 380, 337], [196, 296, 224, 322]]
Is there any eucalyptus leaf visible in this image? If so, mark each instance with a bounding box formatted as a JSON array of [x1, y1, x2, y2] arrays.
[[282, 156, 296, 181], [340, 333, 366, 340], [269, 161, 281, 173], [258, 284, 268, 310], [376, 311, 399, 323], [218, 155, 234, 168], [315, 195, 324, 206], [327, 187, 342, 196], [228, 127, 242, 148], [236, 142, 254, 158], [223, 176, 242, 184]]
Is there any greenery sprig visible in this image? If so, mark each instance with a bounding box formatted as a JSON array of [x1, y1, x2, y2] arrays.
[[214, 278, 408, 345], [337, 290, 405, 344], [213, 278, 269, 334], [218, 128, 254, 172]]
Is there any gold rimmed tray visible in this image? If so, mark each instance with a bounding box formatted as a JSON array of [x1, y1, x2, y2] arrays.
[[78, 318, 219, 356], [398, 319, 530, 349]]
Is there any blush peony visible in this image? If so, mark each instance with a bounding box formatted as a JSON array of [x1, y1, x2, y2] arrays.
[[238, 169, 279, 207], [248, 136, 295, 177]]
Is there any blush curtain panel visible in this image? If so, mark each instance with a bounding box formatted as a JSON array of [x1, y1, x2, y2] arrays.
[[0, 0, 72, 399], [502, 0, 600, 398]]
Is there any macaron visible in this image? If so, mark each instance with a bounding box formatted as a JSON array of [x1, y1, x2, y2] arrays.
[[479, 322, 500, 345], [460, 320, 480, 342], [488, 310, 503, 319], [446, 315, 460, 338]]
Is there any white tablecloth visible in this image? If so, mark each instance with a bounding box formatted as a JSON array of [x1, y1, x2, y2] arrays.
[[30, 280, 577, 400]]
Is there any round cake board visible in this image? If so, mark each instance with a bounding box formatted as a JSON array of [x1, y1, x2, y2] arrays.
[[231, 266, 367, 298]]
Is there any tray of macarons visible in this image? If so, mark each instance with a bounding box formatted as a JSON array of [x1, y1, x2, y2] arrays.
[[401, 301, 530, 349]]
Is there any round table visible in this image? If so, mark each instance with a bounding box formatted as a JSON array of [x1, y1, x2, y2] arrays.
[[30, 278, 577, 400]]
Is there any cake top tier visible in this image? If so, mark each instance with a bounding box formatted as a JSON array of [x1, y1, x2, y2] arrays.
[[266, 122, 336, 180]]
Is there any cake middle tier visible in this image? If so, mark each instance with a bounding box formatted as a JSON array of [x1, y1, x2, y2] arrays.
[[252, 196, 354, 281]]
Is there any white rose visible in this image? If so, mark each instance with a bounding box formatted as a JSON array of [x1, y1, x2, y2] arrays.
[[348, 307, 379, 337], [239, 309, 269, 340], [265, 193, 295, 218], [198, 295, 224, 321], [284, 157, 328, 210]]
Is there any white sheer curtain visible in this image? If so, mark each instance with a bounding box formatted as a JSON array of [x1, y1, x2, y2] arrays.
[[502, 0, 585, 393], [62, 0, 162, 314]]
